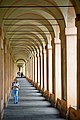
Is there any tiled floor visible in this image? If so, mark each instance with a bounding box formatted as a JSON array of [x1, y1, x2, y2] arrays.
[[3, 78, 65, 120]]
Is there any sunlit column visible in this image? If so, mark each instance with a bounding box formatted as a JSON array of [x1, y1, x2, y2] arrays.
[[28, 58, 31, 79], [29, 60, 31, 78], [76, 15, 80, 109], [39, 52, 41, 86], [31, 56, 33, 80], [44, 48, 47, 91], [55, 37, 61, 100], [30, 57, 33, 79], [37, 54, 38, 83], [27, 61, 29, 78], [41, 50, 44, 88], [65, 27, 77, 108], [46, 46, 49, 91], [35, 52, 37, 83], [48, 44, 52, 93], [25, 62, 27, 77], [32, 56, 34, 81], [22, 63, 25, 76], [25, 61, 28, 77], [38, 52, 40, 86]]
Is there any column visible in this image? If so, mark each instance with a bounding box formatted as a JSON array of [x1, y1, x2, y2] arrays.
[[54, 37, 61, 100], [65, 26, 77, 108], [30, 58, 32, 79], [48, 44, 52, 93], [0, 27, 4, 119], [39, 52, 41, 86], [46, 45, 49, 91], [35, 52, 37, 83], [41, 49, 44, 88], [8, 52, 11, 93], [32, 56, 35, 81], [37, 54, 38, 83], [60, 29, 67, 100], [4, 43, 8, 107], [38, 52, 41, 86], [75, 14, 80, 109], [52, 41, 55, 93], [44, 47, 47, 91], [25, 62, 27, 77]]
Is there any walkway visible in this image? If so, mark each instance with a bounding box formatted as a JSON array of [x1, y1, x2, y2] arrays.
[[3, 78, 65, 120]]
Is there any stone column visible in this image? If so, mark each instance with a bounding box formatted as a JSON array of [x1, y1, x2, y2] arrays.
[[10, 57, 14, 83], [0, 27, 4, 119], [33, 55, 35, 82], [40, 50, 43, 88], [52, 41, 55, 93], [32, 56, 34, 81], [46, 45, 49, 91], [4, 42, 8, 107], [35, 53, 37, 83], [75, 14, 80, 109], [37, 54, 38, 83], [42, 49, 44, 88], [25, 62, 27, 77], [38, 52, 40, 86], [39, 52, 41, 86], [54, 37, 61, 100], [43, 47, 47, 90], [8, 52, 11, 94], [48, 44, 52, 93], [60, 29, 67, 100], [65, 26, 77, 108]]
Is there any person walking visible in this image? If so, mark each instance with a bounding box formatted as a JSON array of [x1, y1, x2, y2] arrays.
[[12, 78, 20, 104]]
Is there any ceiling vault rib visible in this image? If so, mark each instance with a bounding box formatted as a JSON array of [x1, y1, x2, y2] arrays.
[[0, 5, 75, 8], [4, 24, 59, 26], [7, 33, 53, 35], [9, 38, 47, 40], [3, 18, 64, 20], [7, 31, 54, 32]]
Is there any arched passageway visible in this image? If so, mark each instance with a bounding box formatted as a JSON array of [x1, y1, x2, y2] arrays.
[[0, 0, 80, 119]]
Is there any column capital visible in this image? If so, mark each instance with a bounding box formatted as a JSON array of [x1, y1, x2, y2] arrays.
[[65, 27, 77, 35]]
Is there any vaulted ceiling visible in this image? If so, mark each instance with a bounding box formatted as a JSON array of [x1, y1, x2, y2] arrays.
[[0, 0, 80, 62]]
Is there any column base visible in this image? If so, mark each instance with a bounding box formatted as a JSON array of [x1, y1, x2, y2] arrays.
[[0, 108, 4, 120]]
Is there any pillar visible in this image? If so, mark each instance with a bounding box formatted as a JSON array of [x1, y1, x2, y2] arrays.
[[39, 52, 41, 86], [54, 37, 61, 100], [33, 55, 35, 82], [75, 14, 80, 109], [37, 54, 38, 83], [4, 42, 8, 107], [65, 26, 77, 108], [48, 44, 52, 93], [46, 45, 49, 91], [44, 47, 47, 91], [60, 29, 67, 100], [38, 52, 40, 85], [25, 62, 27, 77], [35, 52, 37, 83], [0, 27, 4, 119], [52, 41, 55, 93], [41, 49, 44, 88]]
